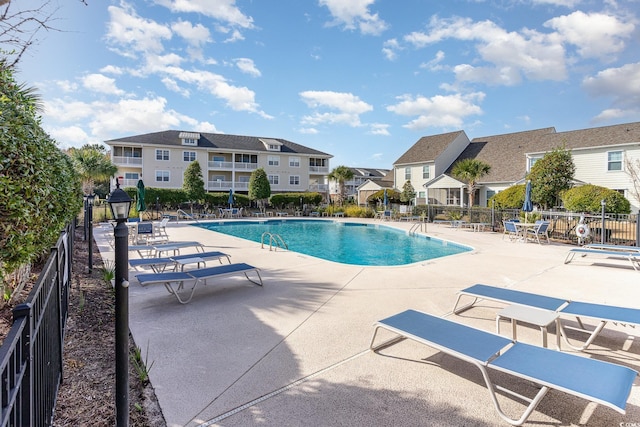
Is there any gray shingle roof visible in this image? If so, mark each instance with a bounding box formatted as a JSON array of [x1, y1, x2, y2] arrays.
[[393, 130, 467, 165], [350, 167, 390, 179], [444, 122, 640, 183], [106, 130, 332, 157]]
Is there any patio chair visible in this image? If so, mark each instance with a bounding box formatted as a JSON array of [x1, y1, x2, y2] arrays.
[[453, 283, 640, 350], [370, 309, 637, 426], [526, 220, 550, 244], [136, 262, 263, 304], [502, 220, 520, 241]]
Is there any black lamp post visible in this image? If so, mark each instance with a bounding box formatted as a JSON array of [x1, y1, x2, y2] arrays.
[[87, 194, 95, 273], [107, 179, 132, 427], [83, 195, 88, 241]]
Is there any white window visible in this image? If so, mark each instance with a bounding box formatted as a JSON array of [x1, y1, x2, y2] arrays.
[[608, 151, 622, 171], [268, 156, 280, 166], [182, 138, 197, 146], [238, 176, 250, 183], [405, 167, 411, 180], [213, 175, 225, 182], [156, 149, 169, 161], [418, 191, 426, 198], [213, 156, 225, 162], [268, 175, 279, 185], [527, 156, 542, 171], [289, 175, 300, 186], [124, 172, 139, 180], [155, 171, 169, 182], [289, 157, 300, 167], [183, 151, 196, 162], [422, 165, 430, 180]]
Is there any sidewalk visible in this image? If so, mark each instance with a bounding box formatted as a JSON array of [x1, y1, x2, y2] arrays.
[[95, 219, 640, 427]]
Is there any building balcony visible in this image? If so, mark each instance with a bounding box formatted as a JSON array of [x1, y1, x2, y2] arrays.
[[207, 181, 250, 191], [309, 166, 329, 174], [113, 156, 142, 166], [207, 161, 258, 171], [308, 184, 329, 192]]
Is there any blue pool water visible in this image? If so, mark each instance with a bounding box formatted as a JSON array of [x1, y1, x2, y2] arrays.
[[195, 219, 471, 266]]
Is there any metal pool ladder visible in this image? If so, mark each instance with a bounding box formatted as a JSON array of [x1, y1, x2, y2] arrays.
[[409, 221, 426, 235], [261, 232, 288, 251]]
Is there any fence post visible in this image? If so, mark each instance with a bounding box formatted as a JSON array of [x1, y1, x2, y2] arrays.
[[13, 302, 33, 427]]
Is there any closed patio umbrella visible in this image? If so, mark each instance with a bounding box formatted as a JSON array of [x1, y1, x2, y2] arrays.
[[228, 188, 234, 208], [136, 179, 146, 218], [383, 189, 388, 209], [522, 180, 533, 222]]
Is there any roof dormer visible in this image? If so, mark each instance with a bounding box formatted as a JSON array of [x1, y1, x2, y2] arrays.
[[259, 138, 283, 151], [179, 132, 200, 146]]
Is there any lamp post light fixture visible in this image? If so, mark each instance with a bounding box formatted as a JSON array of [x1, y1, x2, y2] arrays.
[[87, 194, 95, 273], [601, 199, 606, 245], [107, 179, 132, 427]]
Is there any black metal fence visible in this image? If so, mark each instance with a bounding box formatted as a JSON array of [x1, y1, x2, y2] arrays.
[[418, 204, 639, 246], [0, 222, 73, 426]]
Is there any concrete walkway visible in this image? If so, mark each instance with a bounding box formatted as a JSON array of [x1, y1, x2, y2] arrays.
[[95, 218, 640, 427]]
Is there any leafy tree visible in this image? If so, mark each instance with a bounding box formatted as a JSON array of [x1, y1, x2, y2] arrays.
[[248, 168, 271, 211], [183, 160, 205, 213], [451, 158, 491, 211], [527, 146, 575, 209], [68, 144, 118, 195], [400, 180, 416, 204], [562, 184, 630, 214], [0, 61, 81, 297], [328, 165, 354, 206], [367, 189, 401, 205]]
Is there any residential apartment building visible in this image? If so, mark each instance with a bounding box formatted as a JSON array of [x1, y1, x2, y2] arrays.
[[392, 122, 640, 212], [105, 131, 333, 195], [328, 167, 391, 204]]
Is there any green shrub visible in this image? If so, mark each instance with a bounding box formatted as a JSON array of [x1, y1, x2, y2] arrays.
[[490, 184, 525, 209], [343, 206, 375, 218], [0, 63, 82, 283], [562, 184, 631, 214]]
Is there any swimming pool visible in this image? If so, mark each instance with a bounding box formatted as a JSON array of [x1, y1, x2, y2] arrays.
[[195, 219, 471, 266]]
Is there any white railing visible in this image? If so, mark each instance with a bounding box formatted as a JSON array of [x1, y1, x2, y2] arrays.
[[234, 162, 258, 170], [208, 161, 233, 169], [207, 181, 250, 191], [309, 166, 329, 174], [308, 184, 328, 192], [113, 156, 142, 166]]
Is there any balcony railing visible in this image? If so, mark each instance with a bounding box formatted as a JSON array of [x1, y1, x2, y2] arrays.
[[207, 161, 258, 171], [207, 181, 250, 191], [309, 166, 329, 174], [113, 156, 142, 166], [308, 184, 328, 192]]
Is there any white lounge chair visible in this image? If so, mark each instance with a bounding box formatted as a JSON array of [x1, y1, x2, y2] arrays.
[[370, 309, 637, 426], [453, 284, 640, 350], [129, 250, 232, 273], [135, 262, 262, 304], [564, 247, 640, 271], [526, 220, 550, 244]]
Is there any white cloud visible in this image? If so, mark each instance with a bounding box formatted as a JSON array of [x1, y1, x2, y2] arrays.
[[299, 127, 319, 134], [531, 0, 581, 6], [235, 58, 261, 77], [368, 123, 390, 135], [299, 90, 373, 128], [319, 0, 388, 35], [420, 50, 446, 71], [43, 96, 219, 143], [382, 38, 400, 61], [106, 4, 172, 55], [387, 92, 485, 130], [583, 62, 640, 120], [82, 74, 126, 96], [49, 126, 92, 149], [544, 11, 635, 60], [404, 16, 568, 85], [100, 65, 125, 75], [154, 0, 254, 29], [171, 20, 212, 46], [56, 80, 78, 93]]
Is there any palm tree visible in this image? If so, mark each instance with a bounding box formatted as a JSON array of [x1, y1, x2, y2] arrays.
[[327, 166, 354, 205], [451, 158, 491, 211], [68, 144, 118, 195]]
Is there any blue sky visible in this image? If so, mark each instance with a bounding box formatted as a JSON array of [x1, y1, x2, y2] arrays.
[[13, 0, 640, 169]]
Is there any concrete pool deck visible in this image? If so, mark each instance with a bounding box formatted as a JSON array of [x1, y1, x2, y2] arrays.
[[94, 218, 640, 427]]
